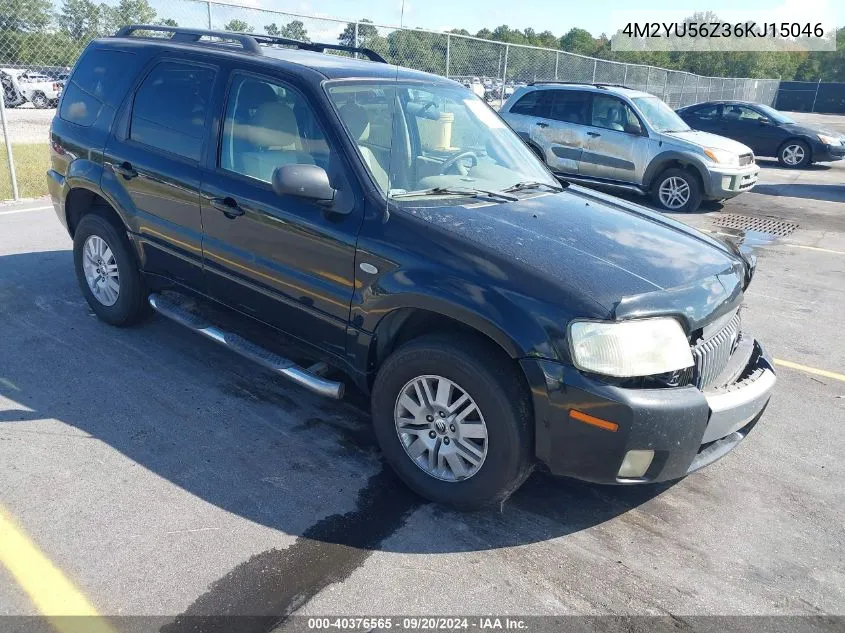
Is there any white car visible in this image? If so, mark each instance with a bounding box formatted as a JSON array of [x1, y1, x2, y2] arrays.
[[18, 71, 62, 108]]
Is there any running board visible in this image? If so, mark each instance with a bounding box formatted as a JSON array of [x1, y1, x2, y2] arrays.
[[148, 293, 344, 400]]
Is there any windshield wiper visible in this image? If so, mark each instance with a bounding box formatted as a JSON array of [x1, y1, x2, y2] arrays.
[[501, 180, 566, 194], [389, 186, 518, 202]]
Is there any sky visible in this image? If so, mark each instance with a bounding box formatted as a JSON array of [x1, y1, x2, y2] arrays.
[[225, 0, 844, 37]]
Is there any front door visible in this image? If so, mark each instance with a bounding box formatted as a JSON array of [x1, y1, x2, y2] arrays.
[[720, 104, 785, 156], [199, 71, 361, 356], [578, 94, 647, 184], [103, 58, 218, 289]]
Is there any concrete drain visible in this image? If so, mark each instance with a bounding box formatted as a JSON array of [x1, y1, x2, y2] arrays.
[[712, 214, 799, 238]]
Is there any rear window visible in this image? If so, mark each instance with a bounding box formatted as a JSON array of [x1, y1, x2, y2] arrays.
[[60, 47, 139, 126], [130, 61, 215, 162], [549, 91, 590, 124], [509, 90, 552, 118]]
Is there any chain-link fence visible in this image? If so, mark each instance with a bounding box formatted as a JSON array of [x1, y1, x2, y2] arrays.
[[0, 0, 780, 201]]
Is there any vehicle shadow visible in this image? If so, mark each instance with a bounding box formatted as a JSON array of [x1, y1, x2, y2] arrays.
[[756, 158, 832, 171], [0, 249, 674, 558], [750, 183, 845, 203]]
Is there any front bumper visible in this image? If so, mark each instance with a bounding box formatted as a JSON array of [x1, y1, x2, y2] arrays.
[[813, 142, 845, 163], [521, 340, 775, 483], [704, 163, 759, 199]]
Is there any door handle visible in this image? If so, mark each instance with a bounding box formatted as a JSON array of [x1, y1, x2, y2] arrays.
[[587, 131, 601, 137], [536, 122, 549, 128], [112, 161, 137, 179], [210, 196, 245, 219]]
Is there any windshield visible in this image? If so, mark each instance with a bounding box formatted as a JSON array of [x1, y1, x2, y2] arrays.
[[326, 81, 558, 200], [756, 104, 794, 124], [631, 96, 690, 133]]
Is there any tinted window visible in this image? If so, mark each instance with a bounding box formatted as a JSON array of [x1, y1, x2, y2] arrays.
[[60, 47, 139, 126], [691, 104, 721, 120], [130, 62, 215, 162], [549, 91, 590, 124], [59, 82, 101, 126], [220, 74, 331, 183], [592, 95, 642, 134], [509, 90, 552, 117]]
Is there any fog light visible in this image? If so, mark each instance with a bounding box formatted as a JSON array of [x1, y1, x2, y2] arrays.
[[617, 450, 654, 478]]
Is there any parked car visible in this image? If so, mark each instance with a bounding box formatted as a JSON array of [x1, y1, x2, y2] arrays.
[[500, 82, 759, 212], [0, 68, 62, 108], [677, 100, 845, 168], [48, 26, 775, 509]]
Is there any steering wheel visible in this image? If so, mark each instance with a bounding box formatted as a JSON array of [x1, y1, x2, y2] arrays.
[[440, 151, 478, 176]]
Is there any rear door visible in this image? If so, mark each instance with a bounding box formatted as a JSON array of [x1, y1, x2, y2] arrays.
[[103, 56, 218, 289], [199, 69, 361, 355], [682, 103, 723, 133], [579, 93, 648, 184], [535, 90, 591, 175]]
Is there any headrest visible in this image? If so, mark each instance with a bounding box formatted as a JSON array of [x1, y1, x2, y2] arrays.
[[339, 102, 371, 142]]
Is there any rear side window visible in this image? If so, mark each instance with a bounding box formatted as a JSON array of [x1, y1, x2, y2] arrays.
[[509, 90, 552, 117], [60, 48, 139, 126], [549, 91, 590, 124], [130, 61, 215, 162], [691, 104, 721, 120]]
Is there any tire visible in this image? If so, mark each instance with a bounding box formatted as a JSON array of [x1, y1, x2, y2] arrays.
[[650, 167, 702, 212], [73, 211, 149, 326], [778, 140, 811, 168], [371, 333, 533, 510], [31, 92, 49, 109]]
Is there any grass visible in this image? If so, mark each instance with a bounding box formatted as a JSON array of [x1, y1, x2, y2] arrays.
[[0, 143, 50, 200]]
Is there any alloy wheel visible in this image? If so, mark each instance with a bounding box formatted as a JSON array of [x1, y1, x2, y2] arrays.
[[782, 144, 805, 166], [394, 374, 488, 482], [82, 235, 120, 306], [658, 176, 691, 209]]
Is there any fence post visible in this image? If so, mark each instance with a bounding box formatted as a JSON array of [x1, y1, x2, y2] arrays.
[[591, 59, 597, 83], [554, 52, 559, 80], [354, 21, 359, 48], [694, 75, 699, 103], [502, 43, 509, 86], [811, 79, 821, 113], [623, 64, 628, 87], [645, 66, 651, 94], [445, 33, 450, 78], [206, 1, 212, 28], [662, 73, 668, 102], [0, 94, 19, 201], [679, 73, 687, 107]]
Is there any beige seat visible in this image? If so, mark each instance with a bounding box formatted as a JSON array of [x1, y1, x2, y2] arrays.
[[338, 102, 389, 192], [239, 101, 314, 182]]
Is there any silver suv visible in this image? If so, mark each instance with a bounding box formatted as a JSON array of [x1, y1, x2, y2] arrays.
[[500, 83, 759, 212]]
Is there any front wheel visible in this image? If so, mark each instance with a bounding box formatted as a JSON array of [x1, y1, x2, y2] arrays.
[[650, 167, 702, 212], [778, 140, 811, 168], [371, 334, 533, 509]]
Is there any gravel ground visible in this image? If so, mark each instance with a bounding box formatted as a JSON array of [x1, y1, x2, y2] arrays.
[[0, 104, 54, 144]]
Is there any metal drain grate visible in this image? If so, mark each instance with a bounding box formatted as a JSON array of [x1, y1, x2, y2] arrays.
[[712, 214, 798, 238]]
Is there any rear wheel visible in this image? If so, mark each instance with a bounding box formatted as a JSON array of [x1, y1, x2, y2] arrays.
[[73, 212, 149, 326], [778, 140, 811, 168], [31, 91, 49, 109], [650, 167, 702, 212], [371, 334, 533, 509]]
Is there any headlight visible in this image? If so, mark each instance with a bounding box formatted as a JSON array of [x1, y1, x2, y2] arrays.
[[703, 147, 740, 166], [569, 318, 694, 378], [818, 133, 840, 145]]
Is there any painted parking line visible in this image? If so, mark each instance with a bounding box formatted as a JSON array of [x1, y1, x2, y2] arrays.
[[0, 205, 53, 216], [0, 506, 116, 633], [785, 243, 845, 256], [774, 359, 845, 383]]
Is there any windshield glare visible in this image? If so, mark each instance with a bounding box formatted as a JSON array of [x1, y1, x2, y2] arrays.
[[327, 82, 557, 200], [756, 104, 794, 124], [632, 96, 690, 133]]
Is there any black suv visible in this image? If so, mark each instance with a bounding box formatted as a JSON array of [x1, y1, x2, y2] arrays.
[[48, 26, 775, 509]]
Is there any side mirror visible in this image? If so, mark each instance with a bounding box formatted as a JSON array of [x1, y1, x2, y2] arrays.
[[624, 122, 644, 136], [758, 117, 771, 125], [272, 164, 336, 203]]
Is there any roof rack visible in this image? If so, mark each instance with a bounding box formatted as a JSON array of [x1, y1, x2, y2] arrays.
[[528, 81, 633, 90], [113, 25, 388, 63]]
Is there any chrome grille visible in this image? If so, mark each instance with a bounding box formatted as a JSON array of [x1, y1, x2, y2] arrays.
[[739, 154, 754, 166], [692, 311, 742, 390]]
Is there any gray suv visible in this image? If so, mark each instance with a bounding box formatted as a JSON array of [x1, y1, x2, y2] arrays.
[[500, 83, 760, 212]]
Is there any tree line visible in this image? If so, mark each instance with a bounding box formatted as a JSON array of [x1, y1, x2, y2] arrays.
[[0, 0, 841, 83]]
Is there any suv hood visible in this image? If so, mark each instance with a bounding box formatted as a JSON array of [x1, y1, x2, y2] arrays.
[[664, 129, 753, 154], [402, 185, 748, 331]]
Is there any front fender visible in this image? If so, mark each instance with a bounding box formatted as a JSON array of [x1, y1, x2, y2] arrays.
[[643, 151, 709, 190]]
